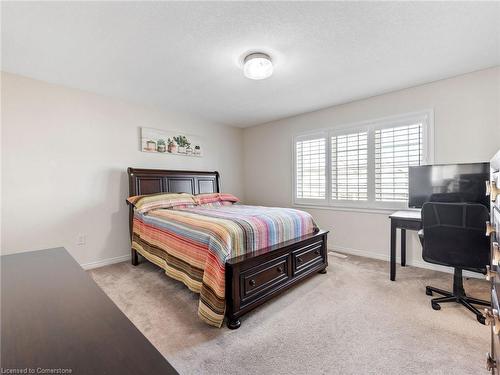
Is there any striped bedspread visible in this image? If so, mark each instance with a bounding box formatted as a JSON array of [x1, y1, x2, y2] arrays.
[[131, 204, 317, 327]]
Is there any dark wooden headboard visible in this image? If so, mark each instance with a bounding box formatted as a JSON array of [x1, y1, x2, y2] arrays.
[[127, 168, 220, 197], [127, 168, 220, 239]]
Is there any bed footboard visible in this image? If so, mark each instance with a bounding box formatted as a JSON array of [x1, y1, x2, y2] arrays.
[[225, 230, 328, 329]]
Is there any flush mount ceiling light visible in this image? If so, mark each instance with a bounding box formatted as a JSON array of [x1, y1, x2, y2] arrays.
[[243, 53, 273, 80]]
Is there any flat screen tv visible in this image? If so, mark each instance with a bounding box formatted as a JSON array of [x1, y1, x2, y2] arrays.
[[408, 162, 490, 208]]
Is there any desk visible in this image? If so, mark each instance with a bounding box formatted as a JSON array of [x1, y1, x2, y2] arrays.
[[389, 210, 422, 281], [1, 248, 178, 375]]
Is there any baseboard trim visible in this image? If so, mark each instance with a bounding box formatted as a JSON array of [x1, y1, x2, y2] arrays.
[[329, 245, 483, 280], [81, 254, 129, 270], [82, 246, 484, 279]]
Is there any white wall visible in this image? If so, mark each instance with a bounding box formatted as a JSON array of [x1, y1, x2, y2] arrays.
[[243, 67, 500, 271], [1, 72, 244, 267], [3, 67, 499, 272]]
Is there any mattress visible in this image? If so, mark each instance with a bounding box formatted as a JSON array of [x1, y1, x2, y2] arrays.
[[131, 204, 317, 327]]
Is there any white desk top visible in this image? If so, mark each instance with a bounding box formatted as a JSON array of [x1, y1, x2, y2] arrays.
[[389, 209, 422, 220]]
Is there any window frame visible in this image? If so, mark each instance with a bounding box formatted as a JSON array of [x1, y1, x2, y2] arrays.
[[292, 110, 434, 211]]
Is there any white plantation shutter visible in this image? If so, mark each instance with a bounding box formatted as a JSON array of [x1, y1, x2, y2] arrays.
[[331, 131, 368, 200], [295, 136, 326, 200], [375, 123, 423, 202], [293, 111, 432, 208]]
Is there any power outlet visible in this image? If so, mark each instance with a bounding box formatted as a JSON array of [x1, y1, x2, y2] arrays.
[[77, 234, 86, 246]]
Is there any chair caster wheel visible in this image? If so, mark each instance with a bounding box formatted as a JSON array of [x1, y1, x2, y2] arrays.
[[431, 302, 441, 310], [425, 287, 433, 296], [477, 315, 486, 325]]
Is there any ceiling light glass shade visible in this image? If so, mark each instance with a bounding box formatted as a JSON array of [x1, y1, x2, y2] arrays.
[[243, 53, 273, 80]]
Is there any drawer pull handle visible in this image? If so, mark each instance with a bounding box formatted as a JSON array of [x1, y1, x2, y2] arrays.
[[276, 266, 283, 273], [486, 265, 497, 281], [249, 279, 256, 287], [485, 308, 500, 335], [486, 352, 496, 371], [486, 181, 499, 201], [493, 242, 500, 265], [486, 222, 496, 237], [297, 257, 303, 263]]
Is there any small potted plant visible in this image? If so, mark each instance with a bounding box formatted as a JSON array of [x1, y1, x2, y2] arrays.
[[173, 135, 190, 154], [167, 138, 176, 153], [145, 140, 156, 152], [194, 145, 201, 156], [157, 139, 166, 153]]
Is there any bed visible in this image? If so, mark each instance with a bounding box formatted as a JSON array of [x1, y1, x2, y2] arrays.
[[127, 168, 328, 329]]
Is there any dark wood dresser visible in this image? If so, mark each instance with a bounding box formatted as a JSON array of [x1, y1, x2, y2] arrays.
[[1, 247, 178, 375], [486, 150, 500, 373]]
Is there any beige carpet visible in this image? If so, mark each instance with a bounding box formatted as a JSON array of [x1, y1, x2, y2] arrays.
[[89, 253, 490, 375]]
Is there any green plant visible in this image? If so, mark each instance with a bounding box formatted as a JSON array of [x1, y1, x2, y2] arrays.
[[167, 138, 175, 146], [173, 135, 190, 148], [157, 139, 166, 146], [194, 145, 200, 150]]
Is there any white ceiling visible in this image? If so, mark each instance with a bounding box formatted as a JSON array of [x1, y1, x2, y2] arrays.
[[2, 2, 499, 127]]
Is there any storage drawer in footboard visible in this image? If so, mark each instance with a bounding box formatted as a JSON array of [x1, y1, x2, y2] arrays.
[[225, 230, 328, 325], [240, 254, 291, 305], [293, 239, 325, 276]]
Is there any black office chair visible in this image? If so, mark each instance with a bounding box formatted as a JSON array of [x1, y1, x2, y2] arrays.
[[418, 202, 490, 324]]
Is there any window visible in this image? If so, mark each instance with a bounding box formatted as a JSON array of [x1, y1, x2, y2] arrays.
[[375, 124, 422, 202], [295, 136, 326, 200], [331, 131, 368, 201], [293, 111, 433, 209]]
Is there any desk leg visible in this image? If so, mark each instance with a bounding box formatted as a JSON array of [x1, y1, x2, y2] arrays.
[[401, 228, 406, 267], [390, 220, 396, 281]]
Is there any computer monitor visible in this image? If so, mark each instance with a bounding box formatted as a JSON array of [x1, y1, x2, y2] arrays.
[[408, 162, 490, 208]]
